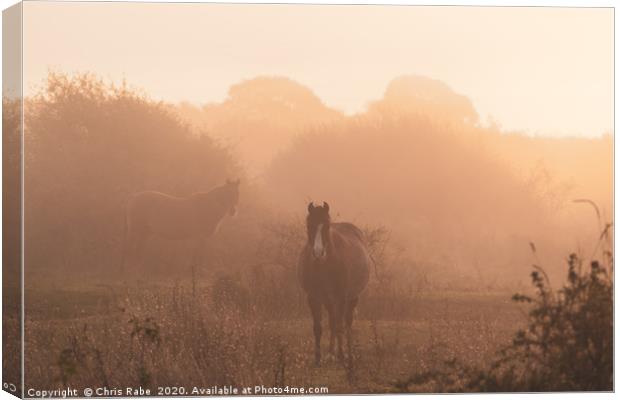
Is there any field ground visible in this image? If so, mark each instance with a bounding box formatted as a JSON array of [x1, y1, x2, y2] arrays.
[[16, 280, 528, 395]]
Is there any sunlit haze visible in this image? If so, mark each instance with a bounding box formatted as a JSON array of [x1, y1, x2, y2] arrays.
[[23, 3, 613, 137], [4, 3, 613, 392]]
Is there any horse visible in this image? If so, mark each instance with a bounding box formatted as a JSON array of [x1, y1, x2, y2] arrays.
[[121, 179, 240, 274], [297, 201, 370, 366]]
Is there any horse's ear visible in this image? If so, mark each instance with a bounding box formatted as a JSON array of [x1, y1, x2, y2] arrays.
[[323, 202, 330, 212], [308, 202, 315, 213]]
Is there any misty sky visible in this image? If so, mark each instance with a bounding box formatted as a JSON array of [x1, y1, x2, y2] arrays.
[[23, 3, 613, 137]]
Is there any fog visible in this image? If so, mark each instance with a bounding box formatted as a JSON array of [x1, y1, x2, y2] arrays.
[[6, 71, 611, 290], [6, 70, 612, 392], [5, 3, 613, 392], [176, 74, 612, 288]]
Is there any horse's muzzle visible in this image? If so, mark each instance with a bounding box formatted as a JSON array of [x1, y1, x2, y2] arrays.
[[312, 250, 327, 262]]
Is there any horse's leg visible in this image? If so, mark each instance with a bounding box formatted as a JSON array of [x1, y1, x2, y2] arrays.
[[190, 237, 205, 297], [344, 297, 359, 356], [120, 231, 133, 275], [308, 295, 322, 366], [191, 237, 205, 267], [326, 301, 337, 356], [334, 295, 346, 361], [133, 233, 148, 279], [122, 230, 140, 276]]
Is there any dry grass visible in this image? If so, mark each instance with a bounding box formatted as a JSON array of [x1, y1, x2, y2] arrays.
[[23, 279, 523, 394]]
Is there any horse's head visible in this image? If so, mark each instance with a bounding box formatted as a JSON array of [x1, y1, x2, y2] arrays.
[[223, 178, 240, 216], [306, 201, 331, 262]]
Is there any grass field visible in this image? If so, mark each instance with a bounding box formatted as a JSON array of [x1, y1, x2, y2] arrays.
[[20, 280, 526, 395]]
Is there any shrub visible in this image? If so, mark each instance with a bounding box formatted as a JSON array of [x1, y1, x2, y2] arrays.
[[395, 233, 613, 392], [23, 72, 240, 274]]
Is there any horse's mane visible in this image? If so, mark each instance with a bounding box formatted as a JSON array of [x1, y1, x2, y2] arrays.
[[332, 222, 364, 241]]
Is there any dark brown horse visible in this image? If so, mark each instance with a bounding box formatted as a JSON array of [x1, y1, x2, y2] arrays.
[[297, 202, 370, 365]]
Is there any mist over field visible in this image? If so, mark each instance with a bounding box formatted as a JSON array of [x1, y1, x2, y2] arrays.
[[177, 73, 612, 288], [6, 71, 611, 288], [2, 67, 612, 393]]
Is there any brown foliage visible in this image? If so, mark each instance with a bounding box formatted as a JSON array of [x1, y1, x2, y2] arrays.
[[23, 73, 240, 272]]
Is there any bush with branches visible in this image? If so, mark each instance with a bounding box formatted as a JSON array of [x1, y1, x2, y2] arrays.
[[395, 222, 613, 392]]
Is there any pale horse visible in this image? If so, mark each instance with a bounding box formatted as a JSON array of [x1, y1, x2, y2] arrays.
[[121, 179, 240, 274]]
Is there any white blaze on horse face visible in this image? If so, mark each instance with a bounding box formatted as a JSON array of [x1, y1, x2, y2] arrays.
[[313, 223, 325, 259]]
